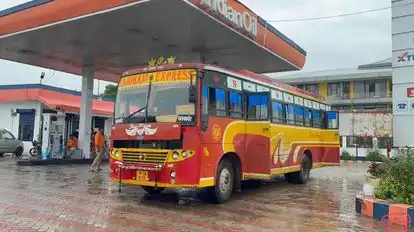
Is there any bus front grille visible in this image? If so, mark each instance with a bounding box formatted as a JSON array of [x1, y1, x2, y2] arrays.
[[122, 151, 169, 165]]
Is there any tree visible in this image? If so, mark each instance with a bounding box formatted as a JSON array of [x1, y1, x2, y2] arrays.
[[102, 84, 118, 99]]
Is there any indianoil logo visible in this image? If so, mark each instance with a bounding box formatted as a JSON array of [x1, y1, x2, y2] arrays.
[[211, 124, 222, 142]]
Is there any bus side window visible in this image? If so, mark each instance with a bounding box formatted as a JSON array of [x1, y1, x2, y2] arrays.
[[326, 111, 339, 129], [209, 87, 227, 117], [295, 106, 304, 126], [312, 111, 321, 128], [247, 94, 268, 120], [285, 104, 295, 125], [304, 108, 312, 127], [228, 91, 243, 119], [271, 101, 285, 123], [201, 85, 209, 131]]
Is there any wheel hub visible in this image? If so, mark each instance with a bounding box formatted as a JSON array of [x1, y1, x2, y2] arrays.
[[219, 168, 231, 193]]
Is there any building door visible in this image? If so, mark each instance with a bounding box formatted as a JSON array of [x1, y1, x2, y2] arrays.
[[17, 109, 35, 142]]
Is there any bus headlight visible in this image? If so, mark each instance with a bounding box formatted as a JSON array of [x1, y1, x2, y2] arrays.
[[172, 151, 180, 160], [115, 150, 121, 158], [181, 151, 188, 158]]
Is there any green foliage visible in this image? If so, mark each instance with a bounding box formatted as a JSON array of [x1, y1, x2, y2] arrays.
[[341, 150, 354, 160], [102, 84, 118, 99], [374, 152, 414, 205], [367, 162, 385, 179], [365, 149, 386, 162], [375, 178, 397, 200]]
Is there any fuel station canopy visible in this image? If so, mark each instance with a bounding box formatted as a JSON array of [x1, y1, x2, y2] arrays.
[[0, 0, 306, 82]]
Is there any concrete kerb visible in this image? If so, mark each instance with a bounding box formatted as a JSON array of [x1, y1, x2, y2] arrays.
[[356, 196, 414, 229], [16, 158, 109, 166], [340, 160, 372, 167]]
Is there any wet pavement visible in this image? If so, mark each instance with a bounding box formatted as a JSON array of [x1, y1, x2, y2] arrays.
[[0, 157, 411, 232]]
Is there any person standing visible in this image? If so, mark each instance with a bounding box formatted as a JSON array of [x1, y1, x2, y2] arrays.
[[66, 134, 78, 158], [90, 128, 105, 172]]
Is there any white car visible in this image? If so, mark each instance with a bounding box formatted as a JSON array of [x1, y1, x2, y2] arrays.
[[0, 129, 24, 157]]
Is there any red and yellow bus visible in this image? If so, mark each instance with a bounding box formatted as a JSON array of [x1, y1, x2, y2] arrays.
[[110, 63, 340, 203]]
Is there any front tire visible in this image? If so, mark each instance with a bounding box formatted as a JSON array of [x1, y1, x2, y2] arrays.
[[285, 155, 311, 184], [29, 148, 38, 157], [141, 186, 165, 194], [14, 147, 23, 157], [213, 159, 234, 204]]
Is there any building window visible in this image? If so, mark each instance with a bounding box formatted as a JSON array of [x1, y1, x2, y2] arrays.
[[346, 136, 373, 148], [18, 111, 35, 142], [355, 81, 365, 99], [377, 137, 392, 149], [328, 83, 339, 98], [304, 84, 319, 95], [342, 82, 350, 99]]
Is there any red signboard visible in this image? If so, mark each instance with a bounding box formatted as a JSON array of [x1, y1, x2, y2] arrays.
[[407, 87, 414, 97]]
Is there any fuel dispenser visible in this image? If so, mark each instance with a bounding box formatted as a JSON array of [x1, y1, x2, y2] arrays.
[[41, 113, 65, 159]]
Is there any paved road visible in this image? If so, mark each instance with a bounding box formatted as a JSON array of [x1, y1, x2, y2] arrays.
[[0, 157, 411, 232]]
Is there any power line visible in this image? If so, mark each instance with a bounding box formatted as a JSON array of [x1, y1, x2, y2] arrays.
[[267, 2, 414, 23]]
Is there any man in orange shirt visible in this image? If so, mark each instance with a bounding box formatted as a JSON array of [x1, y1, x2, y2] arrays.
[[90, 128, 105, 172], [66, 135, 78, 158]]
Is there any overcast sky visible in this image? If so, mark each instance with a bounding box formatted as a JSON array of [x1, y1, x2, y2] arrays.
[[0, 0, 391, 92]]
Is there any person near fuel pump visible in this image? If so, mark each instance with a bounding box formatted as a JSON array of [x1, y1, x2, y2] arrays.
[[66, 134, 78, 158], [90, 128, 105, 172]]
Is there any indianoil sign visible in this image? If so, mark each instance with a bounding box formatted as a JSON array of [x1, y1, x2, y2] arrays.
[[200, 0, 258, 37]]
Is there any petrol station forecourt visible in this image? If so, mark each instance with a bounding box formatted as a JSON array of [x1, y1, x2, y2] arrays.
[[0, 0, 307, 159]]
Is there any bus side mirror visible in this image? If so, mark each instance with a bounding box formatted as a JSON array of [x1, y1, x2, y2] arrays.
[[189, 86, 197, 104]]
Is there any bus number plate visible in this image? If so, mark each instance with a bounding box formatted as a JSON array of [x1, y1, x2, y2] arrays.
[[136, 171, 148, 181]]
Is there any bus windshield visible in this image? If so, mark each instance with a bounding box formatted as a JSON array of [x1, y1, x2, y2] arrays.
[[114, 69, 196, 123]]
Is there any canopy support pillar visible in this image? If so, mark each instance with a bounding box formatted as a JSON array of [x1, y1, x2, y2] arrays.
[[79, 65, 94, 159]]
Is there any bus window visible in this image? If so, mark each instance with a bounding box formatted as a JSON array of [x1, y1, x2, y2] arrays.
[[228, 91, 243, 119], [209, 87, 227, 117], [312, 111, 321, 128], [285, 104, 295, 125], [327, 111, 339, 129], [304, 108, 312, 127], [247, 94, 268, 120], [271, 101, 284, 123], [295, 106, 304, 126], [201, 85, 209, 130]]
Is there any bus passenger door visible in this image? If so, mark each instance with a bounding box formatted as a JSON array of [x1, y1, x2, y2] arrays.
[[244, 92, 271, 176], [323, 111, 340, 163]]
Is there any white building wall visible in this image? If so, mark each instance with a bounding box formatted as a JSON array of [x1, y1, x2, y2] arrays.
[[392, 0, 414, 147], [339, 112, 392, 157], [0, 101, 42, 154]]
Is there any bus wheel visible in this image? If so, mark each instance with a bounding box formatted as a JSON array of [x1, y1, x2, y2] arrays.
[[214, 159, 234, 204], [285, 155, 311, 184], [141, 186, 165, 194]]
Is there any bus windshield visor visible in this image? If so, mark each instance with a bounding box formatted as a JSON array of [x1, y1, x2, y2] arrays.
[[115, 69, 196, 123]]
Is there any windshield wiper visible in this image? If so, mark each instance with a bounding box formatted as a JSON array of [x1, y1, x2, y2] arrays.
[[123, 106, 148, 120], [122, 74, 154, 123]]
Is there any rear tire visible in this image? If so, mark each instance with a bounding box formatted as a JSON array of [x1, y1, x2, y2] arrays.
[[213, 159, 234, 204], [285, 155, 311, 184], [29, 148, 38, 157], [141, 186, 165, 194], [14, 147, 23, 157]]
